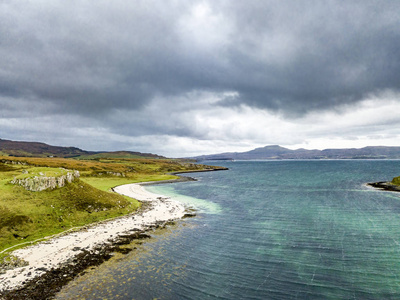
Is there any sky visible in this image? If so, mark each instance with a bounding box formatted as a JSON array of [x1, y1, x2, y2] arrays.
[[1, 0, 400, 157]]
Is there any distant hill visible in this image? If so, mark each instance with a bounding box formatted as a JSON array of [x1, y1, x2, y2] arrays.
[[192, 145, 400, 160], [0, 139, 165, 159], [77, 151, 165, 160]]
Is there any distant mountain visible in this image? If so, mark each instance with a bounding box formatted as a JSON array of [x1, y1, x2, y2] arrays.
[[0, 139, 165, 159], [192, 145, 400, 160]]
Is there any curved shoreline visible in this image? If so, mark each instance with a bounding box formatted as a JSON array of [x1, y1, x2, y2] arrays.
[[0, 181, 193, 299]]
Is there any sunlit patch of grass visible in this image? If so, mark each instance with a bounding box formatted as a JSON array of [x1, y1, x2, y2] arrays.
[[0, 180, 139, 252]]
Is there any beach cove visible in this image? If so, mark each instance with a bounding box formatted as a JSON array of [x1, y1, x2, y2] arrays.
[[0, 179, 196, 299]]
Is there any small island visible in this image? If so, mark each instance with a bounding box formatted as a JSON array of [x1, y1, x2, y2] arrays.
[[368, 176, 400, 192]]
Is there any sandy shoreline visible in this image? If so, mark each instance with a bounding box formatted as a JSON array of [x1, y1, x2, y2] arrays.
[[0, 182, 188, 297]]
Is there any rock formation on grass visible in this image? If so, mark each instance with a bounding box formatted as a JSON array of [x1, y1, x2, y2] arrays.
[[11, 170, 80, 192]]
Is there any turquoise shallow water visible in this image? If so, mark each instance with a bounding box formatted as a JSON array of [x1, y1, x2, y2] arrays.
[[57, 160, 400, 299]]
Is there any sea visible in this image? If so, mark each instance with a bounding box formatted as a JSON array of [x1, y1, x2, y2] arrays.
[[56, 160, 400, 299]]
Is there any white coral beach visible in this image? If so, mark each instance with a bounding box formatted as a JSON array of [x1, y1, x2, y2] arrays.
[[0, 183, 187, 292]]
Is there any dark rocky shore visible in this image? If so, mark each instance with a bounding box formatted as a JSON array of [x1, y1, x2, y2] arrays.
[[0, 220, 181, 300], [367, 181, 400, 192]]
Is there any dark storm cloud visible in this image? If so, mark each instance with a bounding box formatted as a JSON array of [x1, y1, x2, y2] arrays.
[[0, 0, 191, 116], [217, 0, 400, 113], [1, 0, 400, 121]]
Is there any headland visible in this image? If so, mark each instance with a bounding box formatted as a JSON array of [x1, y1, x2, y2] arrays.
[[0, 167, 227, 299]]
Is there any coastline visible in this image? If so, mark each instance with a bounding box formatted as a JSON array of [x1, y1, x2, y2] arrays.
[[0, 178, 197, 299]]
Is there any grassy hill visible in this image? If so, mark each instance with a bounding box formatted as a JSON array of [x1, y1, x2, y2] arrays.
[[0, 139, 89, 158], [77, 151, 164, 160], [0, 139, 164, 159]]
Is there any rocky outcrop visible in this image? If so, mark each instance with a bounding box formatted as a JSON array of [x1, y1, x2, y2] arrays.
[[367, 181, 400, 192], [11, 171, 80, 192]]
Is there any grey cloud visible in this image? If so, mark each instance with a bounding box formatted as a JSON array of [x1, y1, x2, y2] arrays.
[[0, 1, 192, 115], [216, 0, 400, 114], [1, 0, 400, 130]]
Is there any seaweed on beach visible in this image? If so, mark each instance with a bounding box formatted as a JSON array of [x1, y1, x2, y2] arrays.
[[0, 226, 168, 300]]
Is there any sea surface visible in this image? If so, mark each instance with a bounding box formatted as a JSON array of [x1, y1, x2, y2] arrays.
[[56, 160, 400, 299]]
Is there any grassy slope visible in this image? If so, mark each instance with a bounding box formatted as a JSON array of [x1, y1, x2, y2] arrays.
[[392, 176, 400, 185], [0, 156, 222, 254]]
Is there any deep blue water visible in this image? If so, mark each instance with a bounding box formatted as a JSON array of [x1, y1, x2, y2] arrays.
[[57, 160, 400, 299]]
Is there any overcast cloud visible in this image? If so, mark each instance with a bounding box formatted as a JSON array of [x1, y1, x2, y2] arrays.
[[1, 0, 400, 157]]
